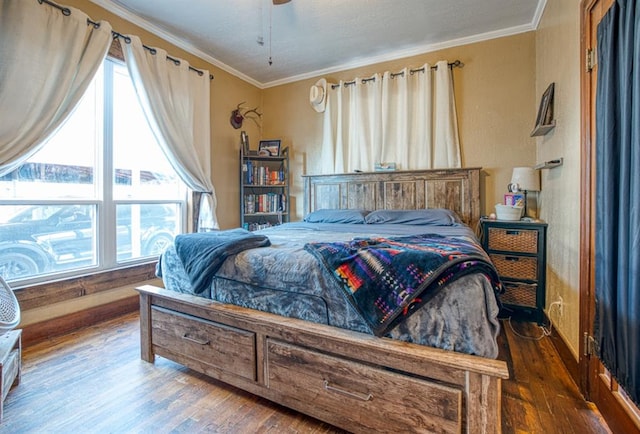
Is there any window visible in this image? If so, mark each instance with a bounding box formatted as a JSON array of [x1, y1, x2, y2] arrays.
[[0, 58, 186, 284]]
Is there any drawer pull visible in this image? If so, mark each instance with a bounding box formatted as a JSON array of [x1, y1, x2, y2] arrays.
[[323, 380, 373, 401], [181, 334, 210, 346], [505, 230, 521, 235], [505, 256, 520, 261]]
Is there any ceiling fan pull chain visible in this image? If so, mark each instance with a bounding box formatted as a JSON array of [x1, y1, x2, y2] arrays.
[[268, 1, 273, 65]]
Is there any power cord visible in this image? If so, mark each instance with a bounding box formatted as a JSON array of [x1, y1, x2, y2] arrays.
[[503, 315, 552, 341], [545, 299, 564, 335], [475, 218, 485, 240], [502, 298, 564, 340]]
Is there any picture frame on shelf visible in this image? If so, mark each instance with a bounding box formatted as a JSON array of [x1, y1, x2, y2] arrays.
[[258, 139, 281, 157], [531, 82, 555, 136], [241, 131, 250, 155]]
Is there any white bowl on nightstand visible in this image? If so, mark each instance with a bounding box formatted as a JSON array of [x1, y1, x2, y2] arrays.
[[495, 204, 523, 221]]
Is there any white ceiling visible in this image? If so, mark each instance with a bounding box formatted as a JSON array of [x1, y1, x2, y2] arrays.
[[90, 0, 546, 88]]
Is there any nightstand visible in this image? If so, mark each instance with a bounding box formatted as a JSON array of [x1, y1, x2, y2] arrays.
[[480, 219, 548, 324], [0, 329, 21, 422]]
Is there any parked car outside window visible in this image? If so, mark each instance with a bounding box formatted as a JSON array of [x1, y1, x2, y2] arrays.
[[0, 204, 177, 281]]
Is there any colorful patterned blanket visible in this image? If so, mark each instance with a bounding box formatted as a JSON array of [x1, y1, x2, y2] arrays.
[[304, 234, 502, 336]]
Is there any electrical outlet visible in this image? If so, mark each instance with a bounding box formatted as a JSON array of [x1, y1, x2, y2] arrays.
[[547, 295, 565, 327], [557, 295, 564, 317]]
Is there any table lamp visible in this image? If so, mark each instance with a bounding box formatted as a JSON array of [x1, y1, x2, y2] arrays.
[[509, 167, 540, 218]]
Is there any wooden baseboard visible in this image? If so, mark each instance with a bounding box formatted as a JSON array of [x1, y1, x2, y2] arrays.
[[545, 312, 580, 388], [21, 295, 139, 348]]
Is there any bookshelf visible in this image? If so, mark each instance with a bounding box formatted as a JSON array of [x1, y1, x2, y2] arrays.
[[240, 147, 289, 231]]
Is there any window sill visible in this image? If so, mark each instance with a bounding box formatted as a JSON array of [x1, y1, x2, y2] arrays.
[[15, 262, 158, 311]]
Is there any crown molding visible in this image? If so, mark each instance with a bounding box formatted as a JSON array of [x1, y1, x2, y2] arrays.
[[88, 0, 263, 88], [531, 0, 548, 29], [262, 22, 537, 88], [90, 0, 544, 90]]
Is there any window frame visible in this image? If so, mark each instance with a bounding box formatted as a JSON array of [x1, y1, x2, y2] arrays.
[[1, 52, 187, 287]]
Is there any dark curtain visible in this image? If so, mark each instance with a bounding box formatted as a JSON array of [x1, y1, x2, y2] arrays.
[[594, 0, 640, 406]]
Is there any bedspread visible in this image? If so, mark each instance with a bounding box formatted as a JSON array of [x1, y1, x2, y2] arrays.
[[157, 222, 502, 358]]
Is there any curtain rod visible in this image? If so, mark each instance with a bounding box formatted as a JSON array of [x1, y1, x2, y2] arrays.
[[37, 0, 214, 80], [110, 31, 214, 79], [331, 59, 463, 89]]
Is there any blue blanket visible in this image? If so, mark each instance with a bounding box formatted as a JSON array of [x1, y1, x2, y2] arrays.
[[304, 234, 502, 336], [174, 228, 271, 295]]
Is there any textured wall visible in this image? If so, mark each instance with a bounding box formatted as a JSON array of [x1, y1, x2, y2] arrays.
[[535, 0, 582, 358], [262, 33, 538, 222]]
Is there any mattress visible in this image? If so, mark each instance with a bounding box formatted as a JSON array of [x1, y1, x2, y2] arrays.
[[157, 221, 501, 358]]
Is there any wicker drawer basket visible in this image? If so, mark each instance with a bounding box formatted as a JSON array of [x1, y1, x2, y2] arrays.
[[487, 227, 538, 253], [501, 281, 538, 307], [490, 254, 537, 280]]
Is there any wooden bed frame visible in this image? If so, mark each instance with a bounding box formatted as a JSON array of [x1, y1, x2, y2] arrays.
[[303, 167, 482, 228], [137, 168, 509, 433]]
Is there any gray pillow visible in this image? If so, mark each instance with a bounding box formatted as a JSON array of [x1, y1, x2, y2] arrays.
[[364, 208, 461, 225], [303, 209, 370, 224]]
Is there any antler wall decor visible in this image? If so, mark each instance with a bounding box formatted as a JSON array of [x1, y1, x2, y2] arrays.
[[230, 102, 262, 129]]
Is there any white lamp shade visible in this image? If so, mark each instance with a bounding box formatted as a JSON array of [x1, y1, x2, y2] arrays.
[[511, 167, 540, 191]]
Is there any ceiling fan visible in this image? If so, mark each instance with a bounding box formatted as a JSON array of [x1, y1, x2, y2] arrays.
[[272, 0, 291, 4]]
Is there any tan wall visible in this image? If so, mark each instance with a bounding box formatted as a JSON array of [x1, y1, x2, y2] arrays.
[[67, 0, 261, 230], [535, 0, 582, 358], [262, 32, 538, 221], [22, 0, 262, 323]]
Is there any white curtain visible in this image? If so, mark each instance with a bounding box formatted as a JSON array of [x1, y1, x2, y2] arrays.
[[320, 60, 460, 173], [0, 0, 112, 176], [122, 36, 218, 231], [433, 61, 461, 167]]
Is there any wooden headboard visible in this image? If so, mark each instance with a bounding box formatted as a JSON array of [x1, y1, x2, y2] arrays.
[[302, 168, 481, 228]]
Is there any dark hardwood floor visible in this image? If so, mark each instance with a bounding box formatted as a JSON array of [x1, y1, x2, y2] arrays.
[[1, 313, 611, 433], [498, 319, 611, 434]]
